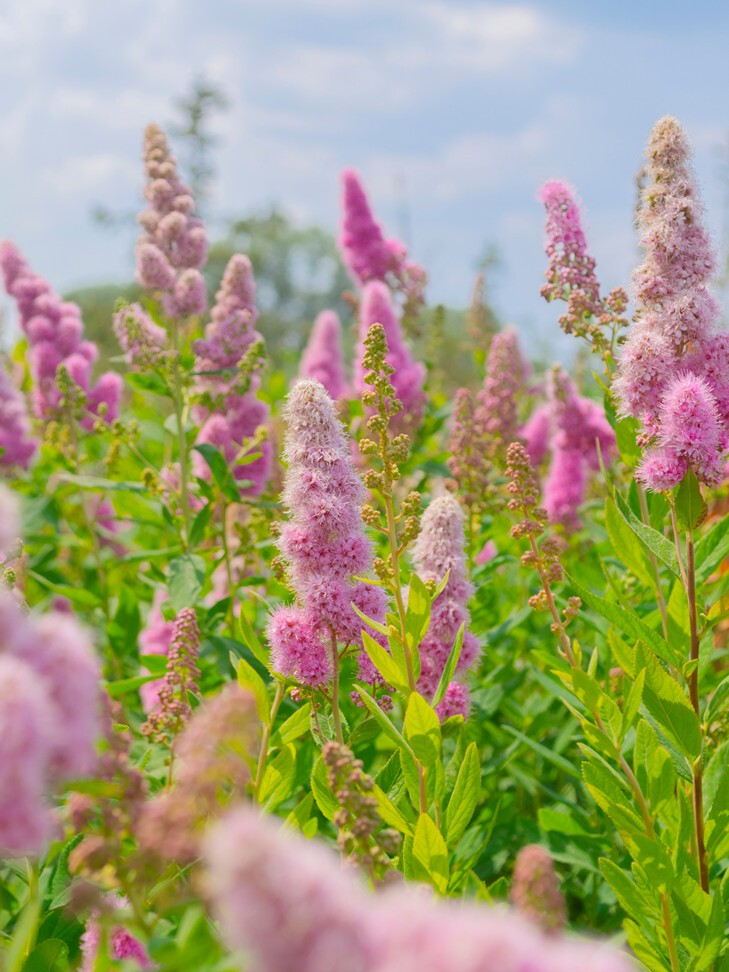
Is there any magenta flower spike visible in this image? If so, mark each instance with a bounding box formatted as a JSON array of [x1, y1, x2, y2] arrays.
[[300, 310, 349, 400], [356, 281, 425, 430], [410, 495, 479, 715], [267, 379, 386, 687], [0, 241, 121, 423], [136, 123, 207, 318]]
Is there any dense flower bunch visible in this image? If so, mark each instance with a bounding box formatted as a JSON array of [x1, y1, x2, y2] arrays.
[[447, 388, 494, 511], [540, 366, 615, 529], [356, 281, 426, 431], [411, 495, 480, 716], [0, 362, 36, 469], [613, 116, 729, 489], [205, 806, 633, 972], [474, 327, 529, 464], [136, 123, 208, 318], [300, 309, 349, 400], [0, 582, 101, 856], [340, 169, 426, 316], [0, 241, 121, 422], [193, 254, 272, 496], [142, 608, 201, 743], [80, 895, 153, 972], [539, 180, 628, 362], [113, 302, 167, 370], [510, 844, 567, 933], [267, 379, 386, 686]]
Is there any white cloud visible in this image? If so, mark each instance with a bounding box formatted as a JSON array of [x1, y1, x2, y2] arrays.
[[42, 153, 137, 196]]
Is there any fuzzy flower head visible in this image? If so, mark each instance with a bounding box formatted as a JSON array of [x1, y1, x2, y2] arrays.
[[447, 388, 495, 512], [142, 608, 201, 743], [475, 328, 529, 463], [136, 123, 207, 317], [0, 364, 36, 469], [268, 379, 385, 686], [300, 310, 350, 400], [113, 303, 167, 369], [410, 496, 479, 706], [510, 844, 567, 934], [0, 241, 121, 423], [356, 281, 425, 432], [637, 372, 727, 491], [339, 170, 426, 314], [194, 254, 260, 374]]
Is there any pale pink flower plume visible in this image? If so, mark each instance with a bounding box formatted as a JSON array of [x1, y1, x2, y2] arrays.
[[300, 310, 350, 400]]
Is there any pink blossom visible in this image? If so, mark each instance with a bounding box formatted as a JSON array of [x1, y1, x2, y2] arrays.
[[136, 124, 208, 317], [435, 681, 470, 720], [475, 328, 529, 461], [637, 373, 727, 491], [113, 303, 167, 368], [139, 592, 175, 713], [194, 254, 260, 372], [0, 365, 36, 468], [0, 654, 54, 857], [520, 404, 552, 466], [268, 379, 385, 686], [300, 310, 350, 400], [511, 844, 567, 933], [80, 896, 153, 971], [0, 241, 120, 422], [475, 540, 497, 566], [356, 281, 425, 430], [543, 446, 586, 531], [411, 496, 479, 709]]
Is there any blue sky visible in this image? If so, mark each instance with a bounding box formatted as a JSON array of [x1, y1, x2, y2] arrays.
[[2, 0, 729, 357]]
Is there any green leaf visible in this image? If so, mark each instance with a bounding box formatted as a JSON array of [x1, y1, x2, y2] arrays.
[[405, 573, 432, 651], [361, 630, 409, 692], [504, 726, 580, 779], [310, 755, 339, 820], [695, 515, 729, 583], [538, 808, 594, 838], [351, 600, 390, 638], [622, 668, 646, 736], [168, 554, 205, 612], [599, 858, 657, 921], [21, 940, 69, 972], [193, 443, 241, 504], [431, 623, 465, 708], [445, 742, 480, 847], [637, 644, 703, 760], [238, 608, 270, 669], [605, 497, 655, 588], [404, 692, 441, 776], [259, 744, 296, 810], [237, 658, 269, 723], [566, 573, 683, 669], [105, 673, 159, 698], [271, 703, 312, 746], [139, 653, 168, 675], [413, 813, 449, 894], [125, 370, 168, 396], [675, 467, 706, 531], [355, 686, 415, 759], [704, 674, 729, 727], [372, 784, 414, 835], [614, 491, 680, 578]]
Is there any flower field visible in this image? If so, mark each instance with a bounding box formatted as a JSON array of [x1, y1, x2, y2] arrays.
[[0, 114, 727, 972]]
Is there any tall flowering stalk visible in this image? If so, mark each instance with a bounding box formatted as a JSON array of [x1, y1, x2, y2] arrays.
[[539, 180, 628, 369], [410, 496, 480, 719], [267, 379, 386, 740], [193, 254, 272, 497], [356, 281, 426, 433], [0, 241, 121, 423], [300, 309, 349, 400], [510, 844, 566, 934], [474, 328, 529, 465], [142, 608, 201, 746], [340, 169, 426, 322]]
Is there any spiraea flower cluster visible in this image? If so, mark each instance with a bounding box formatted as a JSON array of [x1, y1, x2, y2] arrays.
[[540, 366, 615, 530], [136, 123, 208, 319], [474, 328, 529, 465], [613, 116, 729, 490], [0, 362, 36, 469], [356, 282, 426, 432], [0, 582, 101, 856], [193, 254, 272, 496], [340, 170, 426, 318], [510, 844, 567, 934], [113, 302, 167, 370], [205, 807, 633, 972], [142, 608, 201, 744], [539, 180, 628, 362], [446, 388, 495, 513], [267, 379, 386, 687], [410, 496, 480, 717], [0, 241, 121, 422], [323, 741, 400, 883], [80, 895, 153, 972], [300, 309, 350, 400]]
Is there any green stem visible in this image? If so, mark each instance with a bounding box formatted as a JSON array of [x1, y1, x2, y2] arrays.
[[383, 492, 415, 693], [254, 681, 285, 800], [329, 631, 345, 744], [637, 486, 670, 641], [170, 318, 192, 550]]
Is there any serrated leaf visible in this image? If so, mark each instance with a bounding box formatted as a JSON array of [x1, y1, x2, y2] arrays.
[[605, 497, 655, 588], [361, 630, 408, 691], [271, 703, 312, 746], [675, 467, 706, 531], [637, 644, 703, 760], [432, 623, 465, 708], [355, 686, 414, 759], [238, 608, 270, 669], [372, 784, 413, 835], [310, 755, 339, 820], [193, 443, 241, 504], [599, 858, 657, 921], [404, 693, 441, 777], [704, 674, 729, 727], [614, 491, 680, 578], [413, 813, 449, 894], [622, 668, 646, 736], [445, 742, 480, 846]]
